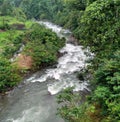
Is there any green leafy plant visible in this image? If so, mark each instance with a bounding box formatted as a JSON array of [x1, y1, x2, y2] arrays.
[[0, 57, 21, 92]]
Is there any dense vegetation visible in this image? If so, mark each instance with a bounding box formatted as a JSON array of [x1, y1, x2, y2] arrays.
[[55, 0, 120, 122], [0, 0, 64, 21], [0, 16, 28, 92], [0, 1, 65, 92], [23, 23, 65, 70], [0, 57, 21, 92], [0, 0, 120, 121]]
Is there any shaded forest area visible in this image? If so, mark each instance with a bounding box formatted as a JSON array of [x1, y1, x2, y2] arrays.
[[0, 0, 120, 121]]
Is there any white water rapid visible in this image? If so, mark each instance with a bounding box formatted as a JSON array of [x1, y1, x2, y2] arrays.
[[26, 21, 92, 95], [0, 21, 93, 122]]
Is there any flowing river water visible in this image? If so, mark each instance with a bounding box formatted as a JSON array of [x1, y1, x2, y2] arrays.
[[0, 22, 92, 122]]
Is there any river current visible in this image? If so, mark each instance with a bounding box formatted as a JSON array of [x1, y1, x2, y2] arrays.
[[0, 21, 92, 122]]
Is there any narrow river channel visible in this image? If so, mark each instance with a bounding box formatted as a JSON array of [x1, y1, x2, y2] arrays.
[[0, 22, 92, 122]]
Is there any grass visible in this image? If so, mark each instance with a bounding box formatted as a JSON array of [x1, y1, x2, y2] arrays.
[[0, 16, 33, 55], [0, 16, 34, 28], [25, 20, 34, 29], [0, 16, 22, 25]]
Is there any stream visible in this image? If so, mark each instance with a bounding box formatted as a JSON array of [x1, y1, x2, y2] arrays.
[[0, 21, 92, 122]]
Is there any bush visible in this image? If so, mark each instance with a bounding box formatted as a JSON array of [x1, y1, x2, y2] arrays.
[[0, 57, 21, 92], [23, 23, 65, 69], [0, 23, 10, 30]]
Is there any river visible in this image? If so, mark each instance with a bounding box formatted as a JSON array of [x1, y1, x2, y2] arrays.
[[0, 21, 92, 122]]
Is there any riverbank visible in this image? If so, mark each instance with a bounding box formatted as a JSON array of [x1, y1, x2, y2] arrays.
[[0, 21, 91, 122], [0, 17, 66, 93]]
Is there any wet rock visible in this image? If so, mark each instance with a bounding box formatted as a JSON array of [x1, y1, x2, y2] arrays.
[[67, 34, 78, 45]]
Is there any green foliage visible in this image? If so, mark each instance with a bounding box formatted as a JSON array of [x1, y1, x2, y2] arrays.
[[0, 0, 14, 16], [0, 0, 4, 5], [0, 57, 21, 92], [89, 50, 120, 121], [55, 0, 120, 122], [66, 0, 86, 10], [78, 0, 120, 54], [0, 23, 10, 30], [0, 16, 33, 59], [2, 34, 24, 59], [0, 14, 64, 91], [0, 0, 120, 121], [12, 7, 26, 21], [23, 23, 65, 69], [54, 0, 86, 29], [57, 87, 91, 122], [19, 0, 62, 20]]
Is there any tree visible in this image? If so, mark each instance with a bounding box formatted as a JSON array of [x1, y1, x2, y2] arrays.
[[0, 0, 4, 6], [0, 0, 13, 15], [90, 50, 120, 121], [78, 0, 120, 53]]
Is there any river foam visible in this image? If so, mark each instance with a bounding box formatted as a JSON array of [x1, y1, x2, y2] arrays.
[[0, 21, 93, 122], [26, 21, 93, 95]]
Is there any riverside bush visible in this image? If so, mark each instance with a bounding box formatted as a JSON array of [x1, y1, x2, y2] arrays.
[[0, 57, 21, 92], [23, 23, 65, 69]]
